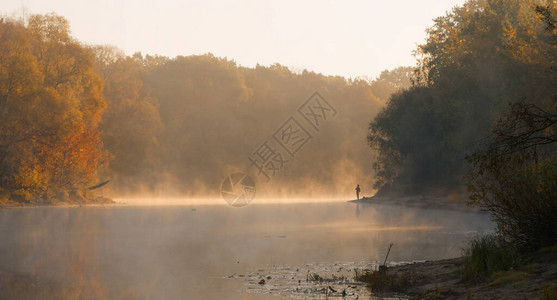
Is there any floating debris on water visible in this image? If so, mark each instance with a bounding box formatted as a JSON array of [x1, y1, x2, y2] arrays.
[[225, 261, 411, 299]]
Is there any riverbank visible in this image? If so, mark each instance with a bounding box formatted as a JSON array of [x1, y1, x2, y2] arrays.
[[362, 249, 557, 299], [350, 196, 556, 299], [0, 197, 115, 208], [350, 194, 483, 212]]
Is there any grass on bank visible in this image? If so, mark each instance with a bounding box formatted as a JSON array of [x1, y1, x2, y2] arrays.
[[462, 235, 557, 299], [541, 282, 557, 300], [461, 234, 521, 281]]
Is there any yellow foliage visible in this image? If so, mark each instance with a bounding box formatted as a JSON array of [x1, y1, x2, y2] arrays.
[[0, 14, 107, 202]]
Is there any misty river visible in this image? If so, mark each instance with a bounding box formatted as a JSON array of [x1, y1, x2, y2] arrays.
[[0, 201, 494, 299]]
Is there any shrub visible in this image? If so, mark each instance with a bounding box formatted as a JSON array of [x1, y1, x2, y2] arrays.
[[9, 190, 35, 204], [461, 235, 521, 280], [467, 102, 557, 251]]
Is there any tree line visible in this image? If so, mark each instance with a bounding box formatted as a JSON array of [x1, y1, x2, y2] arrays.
[[367, 0, 556, 250], [0, 14, 412, 203]]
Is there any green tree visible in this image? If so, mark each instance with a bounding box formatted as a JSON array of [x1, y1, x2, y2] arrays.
[[368, 0, 557, 196], [370, 66, 413, 102], [467, 100, 557, 251]]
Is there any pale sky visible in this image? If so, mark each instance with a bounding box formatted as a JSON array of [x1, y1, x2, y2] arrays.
[[3, 0, 466, 79]]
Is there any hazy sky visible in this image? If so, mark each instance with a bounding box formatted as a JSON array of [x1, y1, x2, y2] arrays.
[[3, 0, 466, 79]]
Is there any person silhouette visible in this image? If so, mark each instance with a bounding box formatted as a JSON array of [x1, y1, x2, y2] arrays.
[[355, 184, 361, 200]]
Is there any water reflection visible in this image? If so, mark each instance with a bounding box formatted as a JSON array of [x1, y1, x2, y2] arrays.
[[0, 201, 494, 299]]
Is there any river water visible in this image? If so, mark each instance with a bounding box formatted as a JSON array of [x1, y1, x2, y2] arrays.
[[0, 200, 494, 299]]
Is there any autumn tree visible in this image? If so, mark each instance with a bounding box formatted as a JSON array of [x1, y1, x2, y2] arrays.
[[368, 0, 557, 196], [92, 49, 163, 191], [0, 14, 106, 203], [1, 13, 393, 199]]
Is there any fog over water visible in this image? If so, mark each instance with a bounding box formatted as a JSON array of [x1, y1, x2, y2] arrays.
[[0, 0, 554, 298], [0, 201, 494, 299]]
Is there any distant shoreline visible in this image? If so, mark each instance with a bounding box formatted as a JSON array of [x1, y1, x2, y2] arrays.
[[0, 197, 115, 208], [349, 195, 486, 213]]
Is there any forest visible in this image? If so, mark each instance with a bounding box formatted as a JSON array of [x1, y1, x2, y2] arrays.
[[1, 1, 557, 299], [0, 13, 413, 203], [367, 0, 556, 250], [0, 0, 555, 229]]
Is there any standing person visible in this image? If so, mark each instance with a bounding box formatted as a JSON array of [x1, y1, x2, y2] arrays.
[[355, 184, 361, 200]]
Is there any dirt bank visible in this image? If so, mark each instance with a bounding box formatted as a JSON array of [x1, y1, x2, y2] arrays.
[[380, 250, 557, 299], [0, 196, 115, 208]]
